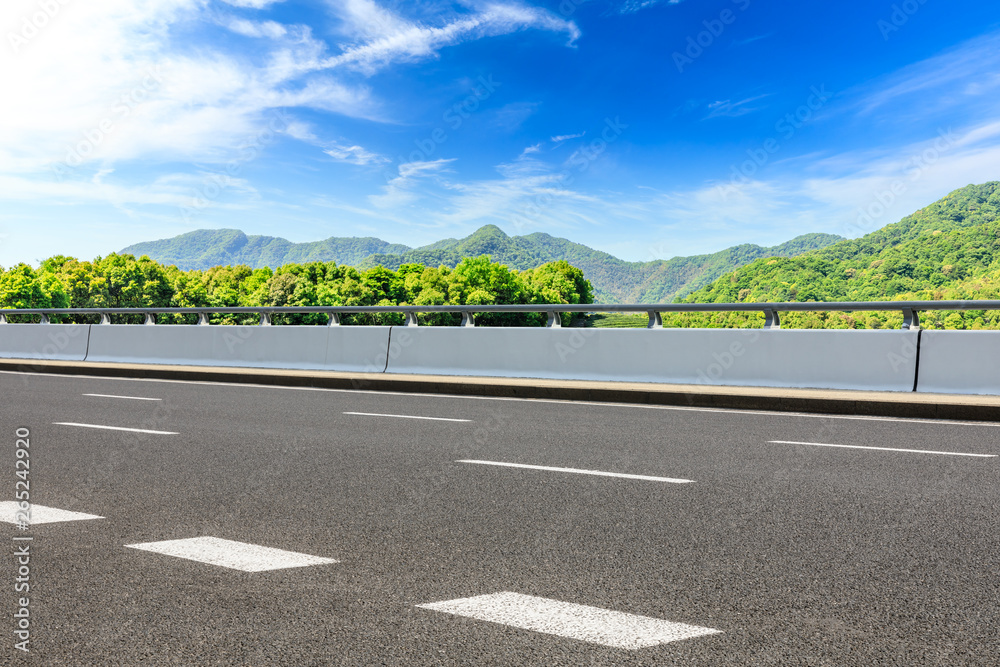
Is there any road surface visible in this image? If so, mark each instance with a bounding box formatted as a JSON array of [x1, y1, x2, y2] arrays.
[[2, 369, 998, 665]]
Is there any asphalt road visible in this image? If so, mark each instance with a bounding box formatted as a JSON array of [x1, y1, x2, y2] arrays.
[[1, 369, 998, 665]]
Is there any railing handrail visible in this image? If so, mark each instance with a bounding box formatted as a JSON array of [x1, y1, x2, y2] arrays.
[[1, 300, 999, 329], [1, 300, 999, 315]]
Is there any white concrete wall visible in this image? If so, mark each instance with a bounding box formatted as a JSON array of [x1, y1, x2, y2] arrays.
[[0, 324, 90, 361], [85, 325, 391, 372], [385, 327, 921, 392], [916, 330, 1000, 395]]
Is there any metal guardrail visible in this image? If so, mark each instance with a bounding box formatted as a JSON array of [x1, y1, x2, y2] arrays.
[[2, 301, 999, 329]]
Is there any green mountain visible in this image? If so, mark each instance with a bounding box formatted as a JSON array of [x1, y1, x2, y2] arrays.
[[673, 182, 1000, 329], [122, 225, 842, 304], [359, 225, 842, 302], [121, 229, 410, 271]]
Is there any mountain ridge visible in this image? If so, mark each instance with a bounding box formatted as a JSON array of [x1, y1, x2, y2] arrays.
[[121, 225, 844, 303]]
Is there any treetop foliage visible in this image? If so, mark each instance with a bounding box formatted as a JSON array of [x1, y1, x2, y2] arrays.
[[0, 254, 593, 327]]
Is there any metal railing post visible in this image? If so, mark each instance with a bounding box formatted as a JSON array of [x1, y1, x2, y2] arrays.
[[460, 311, 475, 327], [763, 308, 780, 330], [404, 312, 419, 327], [901, 308, 920, 330], [647, 311, 663, 329], [546, 311, 562, 328], [328, 313, 341, 327]]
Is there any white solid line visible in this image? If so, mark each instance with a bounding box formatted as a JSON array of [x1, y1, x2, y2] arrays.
[[459, 459, 694, 483], [343, 411, 471, 422], [83, 393, 162, 401], [417, 592, 721, 649], [53, 422, 177, 435], [769, 440, 997, 458], [126, 536, 338, 572]]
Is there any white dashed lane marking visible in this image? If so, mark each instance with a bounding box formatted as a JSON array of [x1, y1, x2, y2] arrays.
[[458, 460, 694, 484], [53, 422, 177, 435], [83, 393, 162, 401], [769, 440, 997, 458], [417, 592, 722, 649], [343, 411, 471, 422], [125, 536, 339, 572], [0, 502, 104, 525]]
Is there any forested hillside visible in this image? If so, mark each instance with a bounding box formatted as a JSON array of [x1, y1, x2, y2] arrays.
[[663, 182, 1000, 329], [121, 229, 410, 270], [122, 224, 843, 303], [0, 255, 592, 327]]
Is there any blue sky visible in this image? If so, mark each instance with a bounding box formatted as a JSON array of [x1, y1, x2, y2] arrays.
[[1, 0, 999, 267]]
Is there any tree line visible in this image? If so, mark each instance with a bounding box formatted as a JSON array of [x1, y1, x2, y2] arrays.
[[0, 254, 593, 327]]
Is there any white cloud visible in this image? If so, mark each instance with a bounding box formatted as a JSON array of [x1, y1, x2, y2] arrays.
[[0, 0, 579, 191], [618, 0, 683, 15], [323, 142, 389, 166], [551, 132, 585, 142], [704, 95, 769, 119], [322, 3, 580, 75], [519, 143, 543, 157], [647, 119, 1000, 254], [226, 18, 288, 39], [331, 0, 413, 41], [0, 0, 386, 180], [850, 30, 1000, 119], [370, 158, 455, 208], [220, 0, 287, 8]]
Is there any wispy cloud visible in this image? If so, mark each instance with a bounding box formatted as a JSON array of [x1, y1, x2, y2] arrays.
[[519, 143, 543, 157], [488, 101, 541, 131], [322, 3, 580, 75], [225, 18, 288, 39], [704, 95, 769, 119], [221, 0, 287, 8], [370, 158, 455, 208], [551, 132, 586, 142], [0, 0, 578, 206], [323, 142, 389, 166], [731, 33, 772, 47], [660, 119, 1000, 252], [851, 30, 1000, 117], [617, 0, 683, 15]]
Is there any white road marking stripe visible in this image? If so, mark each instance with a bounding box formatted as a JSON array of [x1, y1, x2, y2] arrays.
[[0, 502, 104, 525], [7, 369, 998, 428], [769, 440, 997, 458], [53, 422, 177, 435], [83, 393, 162, 401], [417, 592, 721, 649], [459, 459, 694, 483], [343, 411, 471, 422], [125, 536, 338, 572]]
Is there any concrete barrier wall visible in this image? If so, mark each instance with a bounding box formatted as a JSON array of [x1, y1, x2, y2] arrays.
[[0, 324, 90, 361], [916, 330, 1000, 395], [0, 323, 933, 392], [385, 327, 921, 391], [85, 325, 391, 372]]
